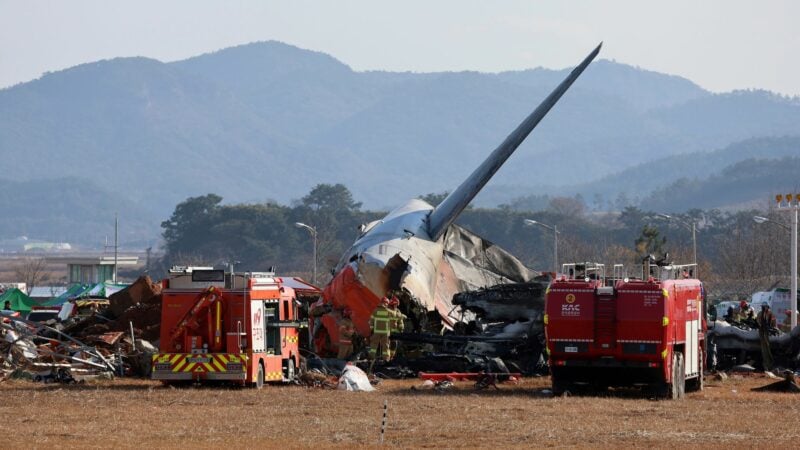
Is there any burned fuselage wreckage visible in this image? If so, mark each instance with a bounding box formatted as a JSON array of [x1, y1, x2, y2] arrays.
[[309, 44, 602, 375]]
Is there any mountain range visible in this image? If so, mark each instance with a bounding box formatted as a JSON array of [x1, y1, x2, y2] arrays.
[[1, 40, 798, 245]]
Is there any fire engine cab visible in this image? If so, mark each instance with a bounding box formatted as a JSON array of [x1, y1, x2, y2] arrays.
[[545, 260, 706, 399], [152, 267, 316, 388]]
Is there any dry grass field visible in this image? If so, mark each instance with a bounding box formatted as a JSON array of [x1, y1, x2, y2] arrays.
[[1, 374, 799, 448]]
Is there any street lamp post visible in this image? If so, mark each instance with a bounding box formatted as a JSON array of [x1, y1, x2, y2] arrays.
[[295, 222, 317, 285], [524, 219, 559, 274], [759, 192, 799, 329], [656, 213, 697, 274], [753, 215, 790, 230]]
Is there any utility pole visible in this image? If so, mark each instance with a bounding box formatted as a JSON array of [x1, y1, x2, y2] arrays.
[[113, 213, 118, 283]]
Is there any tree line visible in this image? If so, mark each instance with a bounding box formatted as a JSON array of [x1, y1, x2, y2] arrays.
[[157, 184, 795, 301]]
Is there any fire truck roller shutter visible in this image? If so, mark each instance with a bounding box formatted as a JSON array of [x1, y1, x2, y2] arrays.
[[251, 300, 266, 353], [685, 318, 700, 377], [265, 301, 280, 353]]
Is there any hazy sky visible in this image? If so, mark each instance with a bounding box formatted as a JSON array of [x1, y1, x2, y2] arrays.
[[1, 1, 798, 95]]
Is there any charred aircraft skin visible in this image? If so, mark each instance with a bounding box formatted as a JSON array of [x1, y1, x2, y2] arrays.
[[452, 280, 550, 323], [315, 43, 602, 356]]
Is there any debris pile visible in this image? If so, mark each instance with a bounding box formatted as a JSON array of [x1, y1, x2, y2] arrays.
[[382, 280, 550, 377], [0, 276, 163, 383], [1, 314, 117, 383], [68, 275, 162, 342], [452, 281, 547, 323], [298, 369, 338, 389]]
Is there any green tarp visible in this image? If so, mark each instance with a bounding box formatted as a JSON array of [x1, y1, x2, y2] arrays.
[[39, 282, 129, 306], [0, 288, 37, 314], [40, 284, 88, 307]]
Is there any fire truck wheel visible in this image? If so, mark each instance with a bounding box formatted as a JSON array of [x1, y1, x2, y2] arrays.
[[256, 363, 265, 389], [675, 352, 685, 399], [551, 377, 567, 396], [550, 368, 570, 396], [285, 357, 296, 382], [697, 349, 704, 391], [663, 352, 685, 400]]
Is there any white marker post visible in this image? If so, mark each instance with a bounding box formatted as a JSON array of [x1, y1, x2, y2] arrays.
[[380, 399, 388, 444], [129, 321, 136, 351]]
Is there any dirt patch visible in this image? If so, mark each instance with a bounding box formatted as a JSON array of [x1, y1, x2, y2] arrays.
[[2, 374, 800, 447]]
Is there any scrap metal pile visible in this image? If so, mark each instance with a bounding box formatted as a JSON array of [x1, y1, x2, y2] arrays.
[[1, 314, 117, 383], [0, 276, 162, 383]]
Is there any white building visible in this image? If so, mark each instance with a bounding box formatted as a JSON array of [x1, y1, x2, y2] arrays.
[[47, 255, 139, 284]]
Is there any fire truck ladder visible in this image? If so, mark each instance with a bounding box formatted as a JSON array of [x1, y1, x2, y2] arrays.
[[169, 286, 224, 351], [594, 287, 617, 350]]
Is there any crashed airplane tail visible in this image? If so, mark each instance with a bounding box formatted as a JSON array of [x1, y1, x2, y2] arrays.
[[315, 44, 602, 356], [427, 42, 602, 241]]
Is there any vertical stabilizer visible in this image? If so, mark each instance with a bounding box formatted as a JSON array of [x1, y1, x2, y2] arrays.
[[427, 43, 602, 241]]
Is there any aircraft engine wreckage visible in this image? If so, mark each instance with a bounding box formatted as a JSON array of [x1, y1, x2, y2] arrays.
[[311, 43, 602, 369]]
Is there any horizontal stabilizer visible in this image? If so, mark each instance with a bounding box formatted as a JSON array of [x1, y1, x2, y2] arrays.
[[427, 43, 602, 241]]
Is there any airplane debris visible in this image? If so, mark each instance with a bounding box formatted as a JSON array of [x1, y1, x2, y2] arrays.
[[298, 369, 337, 389], [315, 44, 602, 358], [708, 319, 800, 370], [452, 279, 548, 323]]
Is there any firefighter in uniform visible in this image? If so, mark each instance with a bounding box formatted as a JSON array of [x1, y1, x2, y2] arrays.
[[369, 298, 393, 360], [756, 303, 776, 371], [737, 300, 756, 325], [337, 309, 356, 360], [387, 295, 407, 359]]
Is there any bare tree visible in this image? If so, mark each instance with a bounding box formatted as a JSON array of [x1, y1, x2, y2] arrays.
[[14, 257, 48, 295], [707, 220, 788, 300], [558, 236, 640, 276]]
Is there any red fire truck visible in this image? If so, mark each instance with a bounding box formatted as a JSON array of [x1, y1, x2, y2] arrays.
[[151, 267, 318, 388], [545, 261, 706, 399]]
